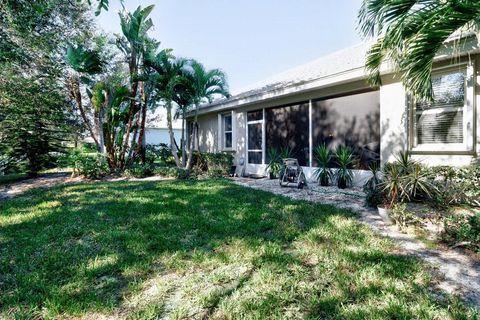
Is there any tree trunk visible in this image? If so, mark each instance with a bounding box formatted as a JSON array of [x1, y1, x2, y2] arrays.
[[166, 103, 182, 167], [137, 82, 148, 164], [185, 122, 197, 170], [68, 75, 100, 150], [181, 108, 186, 167], [119, 49, 139, 168]]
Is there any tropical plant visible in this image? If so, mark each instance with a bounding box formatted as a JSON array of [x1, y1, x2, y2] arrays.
[[358, 0, 480, 101], [184, 61, 229, 169], [379, 163, 402, 208], [313, 143, 332, 186], [335, 146, 355, 189], [363, 162, 381, 192], [394, 151, 416, 175], [266, 148, 282, 179], [401, 163, 437, 201], [144, 48, 188, 167], [116, 4, 155, 168]]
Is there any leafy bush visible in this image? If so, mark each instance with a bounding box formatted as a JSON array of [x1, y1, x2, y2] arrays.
[[153, 166, 190, 179], [192, 152, 234, 178], [125, 163, 154, 178], [426, 164, 480, 207], [443, 212, 480, 252], [365, 187, 384, 208], [82, 142, 98, 153], [390, 203, 420, 231], [67, 149, 109, 179], [145, 143, 175, 165]]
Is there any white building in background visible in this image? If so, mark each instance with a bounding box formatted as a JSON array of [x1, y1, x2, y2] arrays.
[[145, 108, 182, 147], [189, 36, 480, 184]]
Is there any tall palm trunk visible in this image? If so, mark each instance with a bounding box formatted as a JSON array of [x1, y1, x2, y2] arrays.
[[166, 102, 181, 167], [181, 108, 187, 167]]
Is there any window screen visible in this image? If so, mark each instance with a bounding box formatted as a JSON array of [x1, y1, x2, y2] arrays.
[[414, 71, 465, 145], [312, 90, 380, 169], [223, 114, 232, 149], [247, 110, 263, 164], [265, 102, 310, 166]]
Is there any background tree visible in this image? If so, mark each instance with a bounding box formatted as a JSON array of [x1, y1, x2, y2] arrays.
[[358, 0, 480, 101], [184, 61, 229, 169], [0, 70, 70, 176], [0, 0, 94, 175]]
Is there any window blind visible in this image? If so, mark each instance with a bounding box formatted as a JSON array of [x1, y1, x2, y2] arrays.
[[415, 71, 465, 145]]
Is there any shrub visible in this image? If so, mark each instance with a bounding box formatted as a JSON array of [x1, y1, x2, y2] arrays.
[[145, 143, 176, 165], [390, 203, 420, 231], [365, 187, 384, 208], [192, 152, 234, 178], [153, 166, 190, 180], [125, 163, 154, 178], [443, 212, 480, 252], [66, 149, 109, 179], [426, 164, 480, 207]]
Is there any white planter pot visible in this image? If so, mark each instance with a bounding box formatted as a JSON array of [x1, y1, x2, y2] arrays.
[[377, 206, 393, 225]]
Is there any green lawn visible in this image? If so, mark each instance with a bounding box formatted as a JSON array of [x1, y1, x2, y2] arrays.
[[0, 179, 476, 319]]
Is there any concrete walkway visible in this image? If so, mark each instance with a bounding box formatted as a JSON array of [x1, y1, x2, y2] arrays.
[[233, 177, 480, 308]]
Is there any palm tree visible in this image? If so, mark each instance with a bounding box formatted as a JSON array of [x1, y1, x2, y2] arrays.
[[116, 4, 155, 168], [183, 60, 229, 169], [358, 0, 480, 101], [145, 48, 188, 167]]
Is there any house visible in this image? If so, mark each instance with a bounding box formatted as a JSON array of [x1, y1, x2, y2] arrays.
[[145, 108, 183, 147], [190, 36, 480, 184]]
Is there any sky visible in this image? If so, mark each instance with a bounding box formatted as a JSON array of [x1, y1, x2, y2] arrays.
[[96, 0, 363, 94]]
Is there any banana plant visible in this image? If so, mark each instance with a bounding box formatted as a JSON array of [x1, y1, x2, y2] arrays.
[[116, 4, 155, 168], [65, 44, 105, 152]]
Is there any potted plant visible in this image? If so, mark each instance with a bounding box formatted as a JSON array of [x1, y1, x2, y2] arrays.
[[265, 148, 282, 179], [313, 143, 332, 186], [334, 146, 355, 189]]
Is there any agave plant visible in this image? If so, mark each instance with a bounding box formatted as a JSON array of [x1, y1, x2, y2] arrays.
[[313, 143, 332, 186], [265, 148, 282, 179], [335, 146, 356, 189]]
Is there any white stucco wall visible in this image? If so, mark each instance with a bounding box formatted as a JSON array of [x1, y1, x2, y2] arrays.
[[145, 128, 182, 146]]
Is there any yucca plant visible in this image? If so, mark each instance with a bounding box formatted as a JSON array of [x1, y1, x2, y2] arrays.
[[363, 162, 382, 192], [401, 163, 437, 202], [394, 151, 417, 175], [313, 143, 332, 186], [335, 146, 356, 189], [265, 148, 282, 179], [380, 163, 402, 208]]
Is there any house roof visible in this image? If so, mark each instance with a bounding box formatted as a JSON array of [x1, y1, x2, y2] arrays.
[[199, 42, 372, 114], [198, 33, 479, 115], [232, 42, 370, 96]]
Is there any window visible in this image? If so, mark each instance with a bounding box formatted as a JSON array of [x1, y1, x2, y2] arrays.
[[265, 102, 310, 166], [223, 113, 232, 149], [247, 110, 263, 164], [411, 67, 473, 152], [312, 90, 380, 169]]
